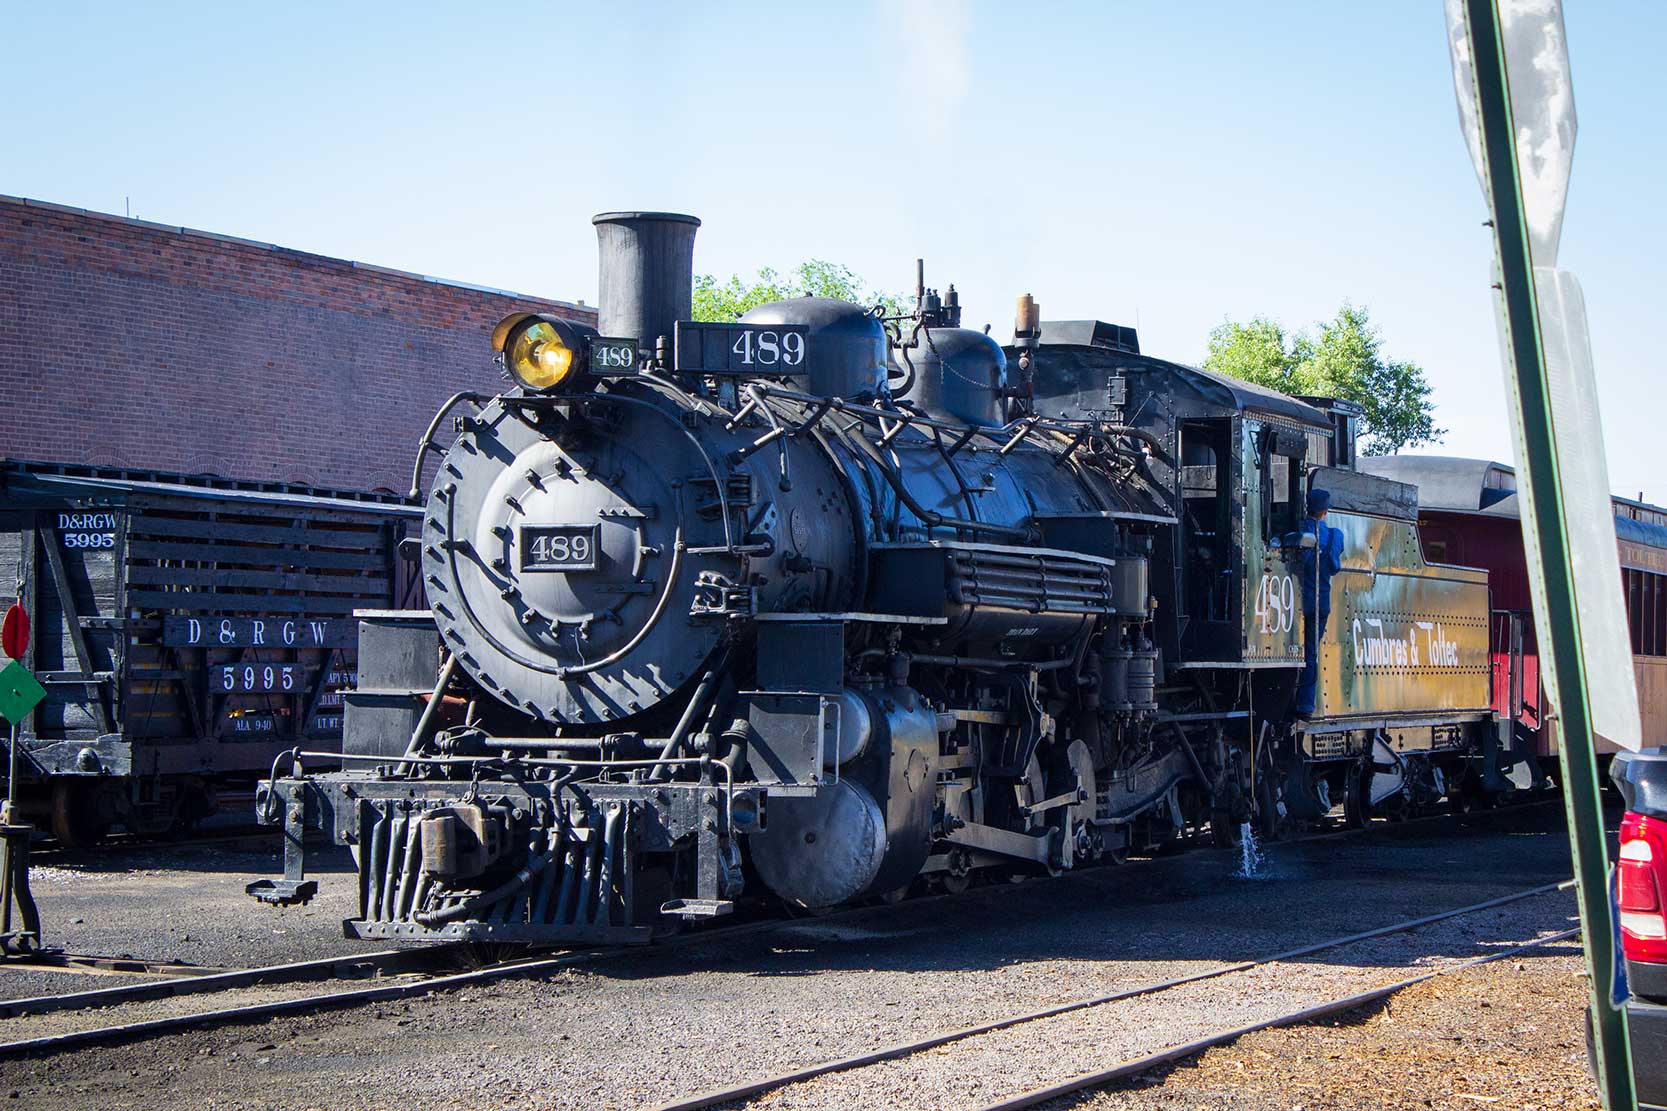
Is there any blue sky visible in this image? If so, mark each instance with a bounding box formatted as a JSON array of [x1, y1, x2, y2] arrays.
[[4, 2, 1661, 499]]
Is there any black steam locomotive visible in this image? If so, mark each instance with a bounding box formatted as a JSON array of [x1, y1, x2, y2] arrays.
[[249, 212, 1539, 943]]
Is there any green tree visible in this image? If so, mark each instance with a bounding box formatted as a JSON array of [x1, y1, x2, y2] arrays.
[[1203, 303, 1443, 455], [691, 260, 905, 322]]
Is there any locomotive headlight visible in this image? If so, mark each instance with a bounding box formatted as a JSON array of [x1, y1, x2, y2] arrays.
[[493, 313, 589, 393]]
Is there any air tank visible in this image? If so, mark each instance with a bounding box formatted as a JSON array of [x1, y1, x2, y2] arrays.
[[592, 211, 700, 351], [903, 326, 1008, 426], [1101, 639, 1158, 712], [740, 297, 888, 398], [1128, 644, 1158, 711]]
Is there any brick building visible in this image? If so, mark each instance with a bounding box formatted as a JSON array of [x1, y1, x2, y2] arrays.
[[0, 196, 595, 494]]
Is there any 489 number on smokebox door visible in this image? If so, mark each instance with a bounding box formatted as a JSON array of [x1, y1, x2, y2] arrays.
[[519, 525, 599, 572]]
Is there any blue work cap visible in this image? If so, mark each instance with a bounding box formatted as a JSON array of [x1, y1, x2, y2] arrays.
[[1307, 489, 1332, 515]]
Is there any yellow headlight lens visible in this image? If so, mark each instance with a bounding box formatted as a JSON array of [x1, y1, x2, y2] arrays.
[[506, 320, 577, 392]]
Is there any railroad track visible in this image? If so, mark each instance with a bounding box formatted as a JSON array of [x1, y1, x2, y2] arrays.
[[648, 880, 1579, 1111], [0, 798, 1565, 1063], [0, 903, 834, 1059], [2, 953, 234, 979], [972, 926, 1583, 1111], [0, 945, 475, 1021]]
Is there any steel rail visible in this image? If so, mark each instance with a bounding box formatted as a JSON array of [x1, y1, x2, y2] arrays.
[[647, 879, 1575, 1111], [0, 950, 599, 1060], [973, 925, 1585, 1111], [0, 943, 471, 1020], [5, 954, 234, 980]]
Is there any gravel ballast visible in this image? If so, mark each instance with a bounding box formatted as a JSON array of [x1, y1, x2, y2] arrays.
[[0, 805, 1589, 1110]]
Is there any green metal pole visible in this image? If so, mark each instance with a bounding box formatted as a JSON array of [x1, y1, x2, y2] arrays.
[[0, 720, 13, 934], [1462, 2, 1633, 1107]]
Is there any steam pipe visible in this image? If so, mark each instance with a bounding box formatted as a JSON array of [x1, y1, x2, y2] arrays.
[[408, 392, 486, 501], [555, 529, 684, 678], [860, 649, 1075, 671], [748, 382, 1173, 467], [841, 425, 1031, 542], [648, 665, 724, 783], [400, 655, 459, 771]]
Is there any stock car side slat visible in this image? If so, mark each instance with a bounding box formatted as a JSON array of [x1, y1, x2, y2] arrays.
[[124, 567, 390, 596], [0, 460, 419, 843]]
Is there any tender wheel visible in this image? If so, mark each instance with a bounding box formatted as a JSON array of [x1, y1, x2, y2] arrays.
[[1343, 761, 1371, 829], [1211, 808, 1242, 849], [1252, 771, 1284, 840]]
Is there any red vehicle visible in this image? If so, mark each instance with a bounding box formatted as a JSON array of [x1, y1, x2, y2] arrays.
[[1360, 456, 1667, 758], [1609, 750, 1667, 1109]]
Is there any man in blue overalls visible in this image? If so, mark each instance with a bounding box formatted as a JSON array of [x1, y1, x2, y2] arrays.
[[1290, 488, 1345, 727]]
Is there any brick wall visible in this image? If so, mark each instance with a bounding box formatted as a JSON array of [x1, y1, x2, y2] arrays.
[[0, 196, 596, 493]]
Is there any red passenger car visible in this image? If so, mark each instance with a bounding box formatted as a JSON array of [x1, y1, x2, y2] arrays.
[[1360, 456, 1667, 757]]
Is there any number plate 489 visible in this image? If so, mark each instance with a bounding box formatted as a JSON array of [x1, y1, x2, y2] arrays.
[[519, 525, 599, 572], [673, 321, 810, 375]]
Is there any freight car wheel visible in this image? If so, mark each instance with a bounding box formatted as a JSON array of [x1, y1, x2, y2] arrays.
[[49, 781, 110, 848]]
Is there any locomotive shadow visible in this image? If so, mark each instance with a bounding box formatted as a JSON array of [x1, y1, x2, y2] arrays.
[[31, 840, 356, 877], [596, 811, 1579, 984]]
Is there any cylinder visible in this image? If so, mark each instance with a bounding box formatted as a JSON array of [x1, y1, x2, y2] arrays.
[[592, 211, 701, 351]]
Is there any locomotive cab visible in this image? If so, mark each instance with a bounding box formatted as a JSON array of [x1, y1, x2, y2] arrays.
[[1023, 326, 1335, 667]]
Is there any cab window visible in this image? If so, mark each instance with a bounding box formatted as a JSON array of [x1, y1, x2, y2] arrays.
[[1260, 427, 1307, 542]]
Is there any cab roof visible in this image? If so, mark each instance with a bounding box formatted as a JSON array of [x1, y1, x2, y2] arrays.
[[1025, 340, 1332, 429]]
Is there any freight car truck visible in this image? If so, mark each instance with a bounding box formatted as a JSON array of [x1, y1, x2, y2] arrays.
[[0, 460, 419, 843]]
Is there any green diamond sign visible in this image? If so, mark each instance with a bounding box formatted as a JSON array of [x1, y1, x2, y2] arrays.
[[0, 661, 46, 726]]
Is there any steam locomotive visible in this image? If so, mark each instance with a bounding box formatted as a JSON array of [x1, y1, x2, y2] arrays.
[[248, 212, 1537, 943]]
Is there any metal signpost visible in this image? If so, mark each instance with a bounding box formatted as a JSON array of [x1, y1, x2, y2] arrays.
[[0, 601, 44, 952], [1447, 2, 1642, 1106]]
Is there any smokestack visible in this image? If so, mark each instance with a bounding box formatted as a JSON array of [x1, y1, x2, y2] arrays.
[[592, 211, 700, 354]]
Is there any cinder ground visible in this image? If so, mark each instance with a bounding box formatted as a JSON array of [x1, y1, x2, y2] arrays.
[[1058, 951, 1598, 1110], [0, 840, 358, 1000], [0, 805, 1599, 1110]]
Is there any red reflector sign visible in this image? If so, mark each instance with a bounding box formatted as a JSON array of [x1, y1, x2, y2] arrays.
[[0, 604, 26, 661]]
